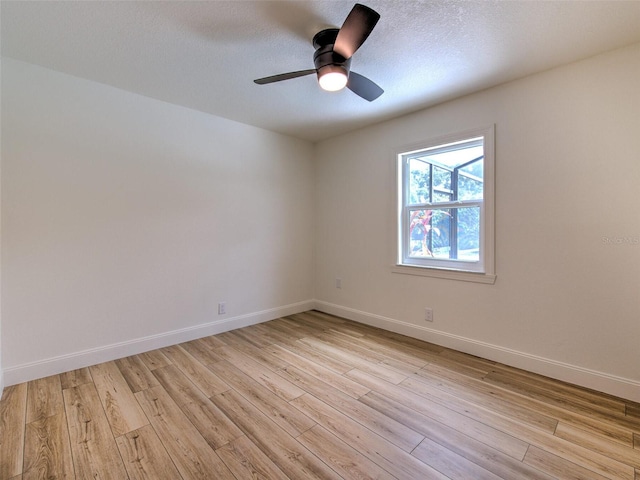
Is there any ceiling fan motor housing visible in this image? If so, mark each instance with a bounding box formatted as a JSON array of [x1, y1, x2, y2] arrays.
[[253, 4, 383, 102], [313, 28, 351, 80]]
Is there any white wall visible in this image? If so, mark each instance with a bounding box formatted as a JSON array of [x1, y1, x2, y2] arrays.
[[1, 58, 315, 384], [314, 43, 640, 401]]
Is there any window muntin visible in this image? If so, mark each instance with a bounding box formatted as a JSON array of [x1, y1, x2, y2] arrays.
[[397, 127, 494, 276]]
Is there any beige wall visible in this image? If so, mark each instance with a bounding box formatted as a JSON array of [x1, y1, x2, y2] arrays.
[[1, 58, 315, 384], [314, 43, 640, 401]]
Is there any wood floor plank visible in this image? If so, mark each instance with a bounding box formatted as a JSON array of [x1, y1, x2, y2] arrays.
[[267, 340, 353, 375], [63, 382, 128, 479], [208, 360, 316, 437], [478, 372, 636, 445], [627, 403, 640, 420], [115, 355, 160, 393], [315, 331, 409, 384], [347, 368, 531, 460], [136, 385, 235, 479], [524, 445, 610, 480], [555, 422, 640, 469], [290, 392, 449, 479], [215, 345, 306, 401], [489, 363, 629, 415], [374, 328, 445, 356], [326, 325, 367, 339], [256, 323, 304, 346], [269, 345, 370, 399], [160, 344, 230, 397], [301, 310, 348, 327], [284, 314, 331, 337], [438, 348, 498, 374], [197, 333, 229, 349], [414, 366, 559, 433], [59, 368, 92, 390], [393, 372, 635, 479], [153, 363, 212, 406], [226, 327, 274, 348], [288, 313, 336, 334], [214, 331, 245, 347], [411, 436, 504, 480], [0, 383, 28, 479], [180, 397, 244, 450], [485, 370, 638, 429], [360, 389, 555, 480], [216, 435, 289, 480], [297, 424, 396, 480], [226, 340, 290, 372], [23, 412, 74, 480], [138, 349, 171, 370], [115, 424, 181, 480], [279, 364, 423, 453], [404, 373, 591, 451], [332, 330, 428, 369], [316, 330, 392, 364], [296, 334, 376, 367], [179, 338, 224, 365], [26, 375, 63, 424], [375, 356, 424, 378], [423, 361, 631, 445], [153, 363, 244, 449], [212, 389, 342, 480], [89, 361, 149, 437], [294, 312, 348, 333], [429, 354, 491, 379], [266, 318, 311, 340]]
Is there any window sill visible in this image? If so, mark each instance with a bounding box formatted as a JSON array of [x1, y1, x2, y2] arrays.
[[391, 264, 497, 284]]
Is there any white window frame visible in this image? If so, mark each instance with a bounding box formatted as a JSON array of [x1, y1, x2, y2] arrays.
[[392, 125, 496, 284]]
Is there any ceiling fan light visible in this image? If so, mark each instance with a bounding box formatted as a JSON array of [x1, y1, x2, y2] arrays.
[[318, 66, 348, 92]]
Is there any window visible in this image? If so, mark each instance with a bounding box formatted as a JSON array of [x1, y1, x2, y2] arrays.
[[394, 126, 495, 283]]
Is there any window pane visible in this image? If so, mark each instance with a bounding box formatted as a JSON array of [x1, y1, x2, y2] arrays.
[[408, 208, 452, 258], [433, 191, 452, 202], [458, 174, 483, 201], [408, 158, 430, 203], [459, 158, 483, 177], [409, 207, 480, 261], [433, 166, 451, 191], [457, 206, 480, 261]]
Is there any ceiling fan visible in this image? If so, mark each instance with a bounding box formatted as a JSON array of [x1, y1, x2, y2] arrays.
[[254, 3, 383, 102]]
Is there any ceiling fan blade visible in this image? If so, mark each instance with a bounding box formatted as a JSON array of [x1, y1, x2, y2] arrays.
[[333, 3, 380, 60], [254, 69, 316, 85], [347, 71, 383, 101]]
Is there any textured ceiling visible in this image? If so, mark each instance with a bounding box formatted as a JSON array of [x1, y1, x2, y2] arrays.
[[2, 1, 640, 142]]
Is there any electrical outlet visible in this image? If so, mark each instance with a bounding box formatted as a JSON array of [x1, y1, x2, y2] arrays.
[[424, 307, 433, 322], [336, 278, 342, 289], [218, 302, 226, 315]]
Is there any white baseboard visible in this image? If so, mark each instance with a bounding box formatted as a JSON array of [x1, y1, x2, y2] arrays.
[[3, 300, 314, 387], [0, 369, 4, 400], [313, 301, 640, 403]]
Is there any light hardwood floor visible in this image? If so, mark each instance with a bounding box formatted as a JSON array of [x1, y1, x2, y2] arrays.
[[1, 310, 639, 479]]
